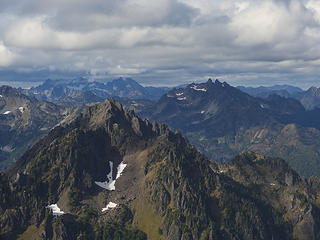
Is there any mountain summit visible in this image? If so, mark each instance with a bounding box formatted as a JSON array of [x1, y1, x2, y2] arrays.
[[300, 86, 320, 110]]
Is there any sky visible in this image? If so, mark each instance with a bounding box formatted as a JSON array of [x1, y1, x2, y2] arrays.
[[0, 0, 320, 88]]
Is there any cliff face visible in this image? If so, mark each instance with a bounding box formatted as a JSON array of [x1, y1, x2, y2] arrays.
[[1, 99, 319, 240]]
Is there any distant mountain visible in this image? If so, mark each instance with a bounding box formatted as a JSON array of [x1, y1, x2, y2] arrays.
[[237, 84, 320, 111], [22, 77, 171, 102], [237, 85, 303, 99], [151, 79, 273, 136], [0, 86, 67, 169], [1, 99, 319, 239], [54, 91, 104, 108], [144, 86, 171, 100], [117, 98, 156, 117], [299, 86, 320, 110], [143, 79, 320, 177]]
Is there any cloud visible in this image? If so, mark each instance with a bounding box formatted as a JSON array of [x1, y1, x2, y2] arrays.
[[229, 1, 296, 45], [4, 16, 194, 50], [0, 41, 14, 67], [0, 0, 320, 87], [306, 0, 320, 22]]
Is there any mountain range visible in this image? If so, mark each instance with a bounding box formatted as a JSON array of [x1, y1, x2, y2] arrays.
[[237, 85, 303, 99], [238, 85, 320, 110], [3, 78, 320, 179], [22, 77, 170, 103], [1, 98, 319, 240], [141, 79, 320, 178]]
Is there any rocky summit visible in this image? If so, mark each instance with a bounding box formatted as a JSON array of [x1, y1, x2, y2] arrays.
[[299, 86, 320, 110], [0, 98, 319, 240]]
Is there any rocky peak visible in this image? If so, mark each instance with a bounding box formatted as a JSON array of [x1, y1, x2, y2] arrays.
[[81, 98, 124, 126], [0, 85, 19, 94], [77, 98, 170, 139], [306, 86, 320, 96], [0, 85, 30, 99], [299, 86, 320, 110]]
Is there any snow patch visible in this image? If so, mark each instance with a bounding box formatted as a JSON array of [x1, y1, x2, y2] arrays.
[[102, 202, 117, 212], [19, 107, 24, 113], [95, 161, 115, 190], [190, 85, 207, 92], [270, 183, 276, 186], [46, 204, 65, 216], [95, 161, 127, 191], [176, 92, 184, 96], [0, 95, 3, 98], [260, 104, 265, 109], [116, 162, 127, 179], [201, 111, 205, 114], [177, 97, 186, 101], [3, 111, 11, 115]]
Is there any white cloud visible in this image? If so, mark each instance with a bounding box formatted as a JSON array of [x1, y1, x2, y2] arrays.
[[306, 0, 320, 23], [0, 41, 14, 67], [4, 17, 192, 50], [229, 1, 300, 46]]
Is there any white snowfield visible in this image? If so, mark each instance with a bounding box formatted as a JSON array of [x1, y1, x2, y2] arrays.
[[190, 85, 207, 92], [19, 107, 24, 113], [201, 111, 205, 114], [0, 95, 3, 98], [46, 204, 65, 216], [116, 162, 127, 179], [176, 92, 184, 96], [102, 202, 117, 212], [95, 161, 127, 191], [177, 97, 186, 101], [3, 111, 11, 114]]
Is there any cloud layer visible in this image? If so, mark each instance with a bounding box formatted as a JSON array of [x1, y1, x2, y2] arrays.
[[0, 0, 320, 87]]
